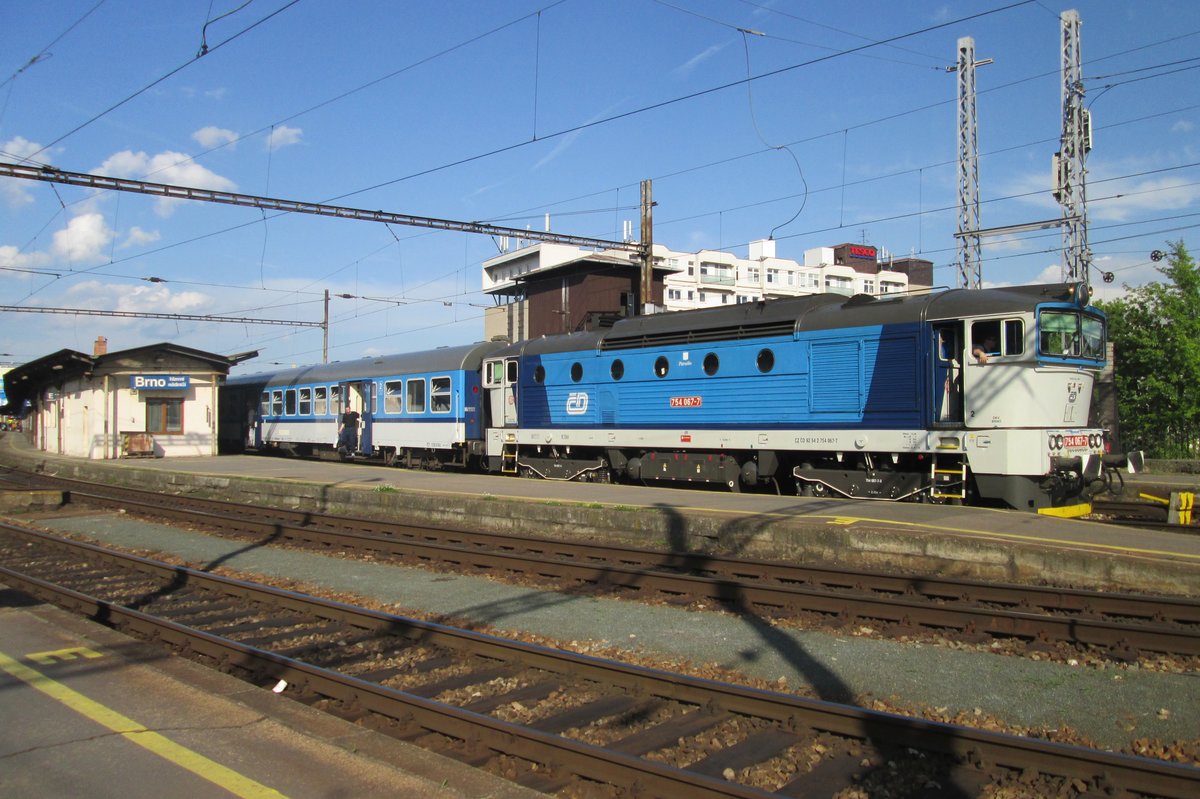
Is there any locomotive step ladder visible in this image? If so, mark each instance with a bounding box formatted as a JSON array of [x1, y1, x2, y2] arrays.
[[930, 451, 968, 501], [501, 442, 519, 474]]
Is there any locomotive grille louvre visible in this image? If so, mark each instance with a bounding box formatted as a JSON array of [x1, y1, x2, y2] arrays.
[[599, 319, 798, 351]]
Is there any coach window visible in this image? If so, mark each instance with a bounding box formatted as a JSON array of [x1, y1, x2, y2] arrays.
[[407, 378, 426, 413], [571, 362, 583, 382], [259, 392, 270, 416], [431, 377, 451, 413], [299, 387, 312, 415], [610, 359, 624, 380], [757, 348, 775, 373], [655, 356, 669, 378], [285, 389, 297, 415], [534, 365, 545, 384], [703, 352, 719, 376], [384, 380, 404, 414], [314, 386, 328, 415], [146, 398, 183, 434], [271, 390, 284, 416]]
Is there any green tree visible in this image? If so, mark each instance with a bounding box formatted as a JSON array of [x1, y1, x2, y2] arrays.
[[1096, 241, 1200, 456]]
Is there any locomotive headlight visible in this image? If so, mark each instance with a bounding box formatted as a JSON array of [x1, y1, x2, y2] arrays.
[[1070, 281, 1092, 307], [1048, 435, 1056, 450], [1054, 434, 1064, 450]]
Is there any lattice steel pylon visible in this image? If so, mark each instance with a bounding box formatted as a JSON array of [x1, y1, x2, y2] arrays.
[[1056, 9, 1092, 289], [954, 37, 983, 289]]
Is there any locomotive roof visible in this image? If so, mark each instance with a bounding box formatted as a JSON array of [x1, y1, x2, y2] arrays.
[[226, 340, 507, 388], [594, 282, 1091, 351]]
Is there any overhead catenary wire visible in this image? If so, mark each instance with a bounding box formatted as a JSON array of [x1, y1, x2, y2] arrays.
[[4, 2, 1196, 361], [25, 0, 303, 162]]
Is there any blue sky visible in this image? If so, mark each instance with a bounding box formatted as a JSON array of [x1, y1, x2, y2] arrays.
[[2, 0, 1198, 372]]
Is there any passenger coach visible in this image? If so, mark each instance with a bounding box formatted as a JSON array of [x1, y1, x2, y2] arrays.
[[223, 341, 505, 467]]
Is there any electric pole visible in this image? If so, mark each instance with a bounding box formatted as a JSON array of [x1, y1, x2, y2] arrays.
[[950, 36, 991, 289], [1055, 9, 1092, 290]]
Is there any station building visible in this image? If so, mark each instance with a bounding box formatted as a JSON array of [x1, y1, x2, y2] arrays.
[[0, 337, 254, 459]]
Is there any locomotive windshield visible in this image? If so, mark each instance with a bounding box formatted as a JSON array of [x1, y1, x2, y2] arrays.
[[1038, 309, 1105, 361]]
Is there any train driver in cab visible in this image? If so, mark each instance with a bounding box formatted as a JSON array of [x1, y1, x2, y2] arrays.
[[971, 322, 1000, 364]]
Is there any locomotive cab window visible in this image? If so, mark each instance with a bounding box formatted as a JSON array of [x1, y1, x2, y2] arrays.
[[970, 321, 1001, 362], [1039, 310, 1105, 360], [484, 361, 504, 388]]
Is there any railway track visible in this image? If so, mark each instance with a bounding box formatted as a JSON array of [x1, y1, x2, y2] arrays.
[[19, 472, 1200, 662], [3, 522, 1196, 798], [10, 472, 1200, 663]]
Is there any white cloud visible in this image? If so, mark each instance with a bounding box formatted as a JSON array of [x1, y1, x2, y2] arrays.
[[1089, 175, 1200, 222], [999, 159, 1200, 223], [1170, 119, 1194, 134], [119, 226, 161, 249], [192, 126, 239, 149], [1, 135, 41, 162], [1, 136, 44, 207], [672, 43, 730, 78], [50, 213, 114, 263], [0, 244, 51, 275], [64, 280, 211, 315], [266, 125, 303, 151], [96, 149, 237, 216]]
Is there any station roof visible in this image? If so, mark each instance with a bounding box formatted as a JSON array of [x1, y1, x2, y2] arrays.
[[0, 343, 256, 416]]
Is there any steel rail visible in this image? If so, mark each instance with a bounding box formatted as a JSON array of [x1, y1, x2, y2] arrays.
[[57, 482, 1200, 659], [3, 522, 1197, 799]]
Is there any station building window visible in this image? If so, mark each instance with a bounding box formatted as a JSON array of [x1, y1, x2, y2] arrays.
[[146, 398, 183, 434]]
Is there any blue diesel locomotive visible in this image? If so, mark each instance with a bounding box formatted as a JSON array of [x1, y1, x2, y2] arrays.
[[221, 282, 1111, 513]]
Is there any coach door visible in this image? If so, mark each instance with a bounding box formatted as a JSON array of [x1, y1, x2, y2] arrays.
[[931, 323, 963, 426], [339, 380, 375, 452]]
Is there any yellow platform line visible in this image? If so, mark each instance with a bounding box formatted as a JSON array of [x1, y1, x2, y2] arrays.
[[0, 649, 286, 798]]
